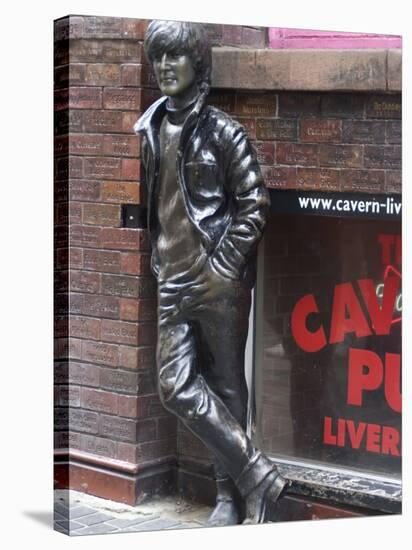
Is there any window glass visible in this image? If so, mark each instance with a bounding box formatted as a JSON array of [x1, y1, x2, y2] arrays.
[[253, 213, 401, 478]]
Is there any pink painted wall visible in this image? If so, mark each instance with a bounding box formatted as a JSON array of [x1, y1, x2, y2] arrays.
[[268, 28, 402, 49]]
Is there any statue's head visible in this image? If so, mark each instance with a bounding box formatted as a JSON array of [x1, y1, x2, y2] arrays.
[[143, 20, 211, 98]]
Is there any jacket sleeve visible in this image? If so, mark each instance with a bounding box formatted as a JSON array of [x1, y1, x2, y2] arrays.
[[210, 125, 271, 281]]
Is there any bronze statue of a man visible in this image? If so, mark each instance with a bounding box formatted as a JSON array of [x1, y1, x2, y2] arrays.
[[134, 20, 289, 525]]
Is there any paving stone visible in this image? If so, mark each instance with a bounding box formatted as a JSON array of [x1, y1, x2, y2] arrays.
[[73, 523, 120, 535], [122, 518, 181, 532], [105, 515, 160, 529], [55, 519, 88, 531], [69, 505, 98, 520], [54, 502, 70, 518], [76, 511, 115, 526], [165, 522, 203, 530]]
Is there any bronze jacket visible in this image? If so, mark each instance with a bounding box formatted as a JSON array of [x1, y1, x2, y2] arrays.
[[134, 93, 271, 287]]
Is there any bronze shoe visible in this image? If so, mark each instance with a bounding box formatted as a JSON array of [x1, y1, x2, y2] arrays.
[[242, 470, 289, 524], [206, 476, 241, 527]]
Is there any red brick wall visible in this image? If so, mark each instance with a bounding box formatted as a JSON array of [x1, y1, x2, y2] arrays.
[[54, 15, 401, 505]]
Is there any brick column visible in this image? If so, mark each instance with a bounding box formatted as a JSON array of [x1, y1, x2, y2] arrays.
[[53, 15, 177, 505]]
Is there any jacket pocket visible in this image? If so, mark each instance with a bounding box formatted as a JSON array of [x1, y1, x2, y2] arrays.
[[184, 161, 224, 202]]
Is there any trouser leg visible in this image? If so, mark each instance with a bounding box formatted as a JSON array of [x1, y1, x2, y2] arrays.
[[156, 279, 257, 483]]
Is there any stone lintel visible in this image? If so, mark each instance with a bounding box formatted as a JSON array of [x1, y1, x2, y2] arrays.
[[211, 48, 401, 92]]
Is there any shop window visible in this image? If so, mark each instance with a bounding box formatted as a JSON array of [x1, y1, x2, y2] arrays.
[[253, 206, 401, 480]]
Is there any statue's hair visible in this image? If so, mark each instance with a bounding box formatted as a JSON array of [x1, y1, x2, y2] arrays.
[[144, 20, 211, 95]]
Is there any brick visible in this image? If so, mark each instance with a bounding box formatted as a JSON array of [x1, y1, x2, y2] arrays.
[[54, 407, 68, 430], [121, 19, 148, 40], [82, 340, 119, 367], [241, 27, 266, 48], [54, 270, 68, 292], [54, 16, 84, 41], [321, 94, 365, 118], [261, 166, 296, 189], [103, 135, 140, 157], [204, 23, 223, 46], [59, 385, 81, 407], [135, 370, 156, 396], [235, 93, 276, 116], [136, 419, 157, 443], [122, 159, 140, 180], [54, 39, 69, 66], [365, 95, 401, 119], [55, 156, 83, 180], [54, 315, 68, 338], [118, 395, 139, 418], [69, 134, 105, 156], [121, 64, 143, 87], [120, 253, 148, 275], [385, 171, 402, 193], [119, 346, 138, 369], [102, 274, 156, 299], [70, 39, 142, 63], [69, 87, 102, 109], [364, 145, 401, 169], [68, 361, 100, 387], [116, 442, 137, 463], [70, 270, 101, 293], [141, 64, 158, 89], [253, 142, 274, 165], [84, 64, 121, 86], [386, 121, 401, 144], [278, 93, 320, 117], [101, 319, 138, 345], [101, 182, 141, 204], [137, 323, 157, 347], [120, 298, 157, 322], [99, 414, 137, 443], [82, 203, 121, 227], [54, 109, 83, 135], [68, 180, 100, 202], [207, 91, 236, 114], [256, 119, 297, 141], [69, 408, 99, 434], [141, 88, 162, 110], [54, 135, 69, 157], [100, 228, 141, 250], [300, 119, 342, 143], [342, 121, 386, 144], [69, 315, 101, 340], [120, 298, 139, 321], [157, 417, 177, 440], [55, 337, 82, 360], [69, 225, 101, 247], [82, 16, 123, 39], [276, 142, 318, 166], [83, 249, 121, 273], [82, 110, 137, 134], [83, 157, 121, 179], [82, 294, 120, 319], [54, 88, 69, 111], [135, 439, 176, 462], [103, 87, 141, 110], [80, 434, 116, 459], [81, 387, 118, 414], [296, 168, 340, 191], [56, 247, 83, 269], [221, 25, 242, 46], [100, 368, 138, 394], [340, 170, 385, 193], [318, 144, 362, 168]]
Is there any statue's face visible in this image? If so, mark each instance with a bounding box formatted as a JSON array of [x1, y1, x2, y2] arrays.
[[153, 52, 197, 97]]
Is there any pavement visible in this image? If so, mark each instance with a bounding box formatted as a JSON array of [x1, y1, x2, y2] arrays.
[[54, 489, 213, 536]]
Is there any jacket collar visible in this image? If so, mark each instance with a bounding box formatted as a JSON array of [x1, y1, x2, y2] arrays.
[[134, 91, 208, 138]]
